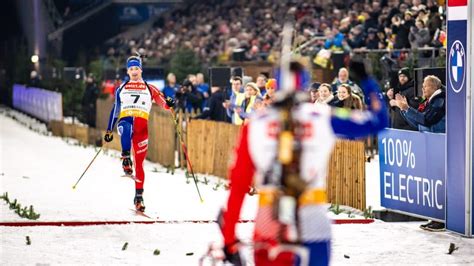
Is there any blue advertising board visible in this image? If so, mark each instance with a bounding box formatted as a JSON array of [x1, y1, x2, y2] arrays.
[[446, 10, 468, 234], [378, 129, 445, 220], [470, 0, 474, 238]]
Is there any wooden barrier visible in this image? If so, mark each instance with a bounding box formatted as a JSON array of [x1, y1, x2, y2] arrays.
[[74, 125, 89, 144], [88, 128, 103, 147], [49, 120, 64, 136], [49, 120, 90, 145], [212, 122, 241, 177], [186, 119, 214, 174], [186, 119, 240, 178], [177, 110, 186, 169], [148, 107, 176, 167], [327, 140, 366, 210], [96, 97, 114, 131], [50, 119, 111, 149], [185, 120, 365, 209], [176, 109, 201, 170], [63, 123, 75, 138]]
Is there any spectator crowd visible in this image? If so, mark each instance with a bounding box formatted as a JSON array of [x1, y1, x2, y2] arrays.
[[152, 61, 444, 137], [105, 0, 446, 66]]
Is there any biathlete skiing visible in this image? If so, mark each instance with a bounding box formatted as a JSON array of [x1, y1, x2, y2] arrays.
[[103, 55, 174, 212]]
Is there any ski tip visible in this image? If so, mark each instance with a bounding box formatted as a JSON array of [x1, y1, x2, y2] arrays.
[[121, 174, 142, 183]]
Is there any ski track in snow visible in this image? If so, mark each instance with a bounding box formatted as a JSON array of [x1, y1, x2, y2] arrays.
[[1, 108, 473, 265]]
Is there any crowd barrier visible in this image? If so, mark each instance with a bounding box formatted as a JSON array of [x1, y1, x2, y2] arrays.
[[148, 107, 176, 168], [13, 84, 63, 122], [184, 119, 367, 209], [378, 129, 445, 221], [185, 119, 241, 178], [327, 140, 367, 209], [95, 97, 114, 131]]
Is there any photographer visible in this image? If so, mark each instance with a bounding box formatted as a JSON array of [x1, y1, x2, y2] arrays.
[[192, 86, 229, 123], [175, 79, 203, 112]]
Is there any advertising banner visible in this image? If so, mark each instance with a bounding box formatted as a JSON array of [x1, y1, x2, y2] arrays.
[[446, 0, 472, 236], [471, 0, 474, 237], [117, 4, 171, 25], [378, 129, 445, 220], [13, 84, 63, 122]]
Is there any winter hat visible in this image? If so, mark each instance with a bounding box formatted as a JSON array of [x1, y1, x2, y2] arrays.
[[310, 82, 321, 91], [398, 67, 411, 79], [126, 56, 142, 69], [265, 78, 277, 90]]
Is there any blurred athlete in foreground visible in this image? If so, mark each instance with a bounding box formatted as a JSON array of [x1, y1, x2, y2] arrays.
[[220, 56, 388, 265]]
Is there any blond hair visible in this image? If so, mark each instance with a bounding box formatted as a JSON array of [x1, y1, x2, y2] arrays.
[[246, 82, 261, 96], [424, 75, 442, 89]]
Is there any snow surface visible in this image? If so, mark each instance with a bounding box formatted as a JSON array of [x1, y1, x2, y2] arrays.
[[1, 107, 473, 265]]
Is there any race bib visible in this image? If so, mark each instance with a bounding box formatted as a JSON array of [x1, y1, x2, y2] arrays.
[[119, 82, 152, 119]]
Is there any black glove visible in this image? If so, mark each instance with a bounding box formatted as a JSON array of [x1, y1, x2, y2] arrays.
[[165, 97, 175, 108], [223, 241, 243, 266], [349, 59, 369, 83], [104, 131, 113, 142]]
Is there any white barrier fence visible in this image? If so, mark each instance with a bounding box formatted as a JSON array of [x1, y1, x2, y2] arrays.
[[13, 84, 63, 122]]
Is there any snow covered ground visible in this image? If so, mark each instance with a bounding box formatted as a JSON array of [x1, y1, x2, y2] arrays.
[[1, 107, 473, 265]]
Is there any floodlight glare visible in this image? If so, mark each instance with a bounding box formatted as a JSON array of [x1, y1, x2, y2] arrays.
[[31, 55, 39, 63]]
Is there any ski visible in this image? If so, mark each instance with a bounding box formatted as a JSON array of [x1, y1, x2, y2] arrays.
[[121, 174, 141, 183], [129, 208, 156, 219]]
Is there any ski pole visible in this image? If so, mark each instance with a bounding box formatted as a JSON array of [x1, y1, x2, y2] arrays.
[[169, 108, 204, 203], [72, 146, 102, 190]]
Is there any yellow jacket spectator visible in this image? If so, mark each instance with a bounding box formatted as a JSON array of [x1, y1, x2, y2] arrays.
[[223, 77, 245, 125]]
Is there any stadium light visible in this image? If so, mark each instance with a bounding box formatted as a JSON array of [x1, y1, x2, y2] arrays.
[[31, 55, 39, 64]]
